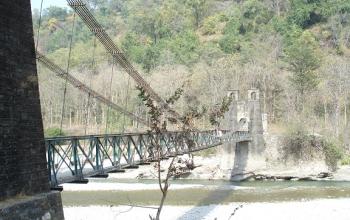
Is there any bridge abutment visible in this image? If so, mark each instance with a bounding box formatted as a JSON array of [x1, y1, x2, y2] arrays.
[[0, 1, 64, 219]]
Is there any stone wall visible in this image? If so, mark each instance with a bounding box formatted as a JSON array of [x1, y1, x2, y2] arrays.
[[0, 192, 64, 220], [0, 0, 50, 200]]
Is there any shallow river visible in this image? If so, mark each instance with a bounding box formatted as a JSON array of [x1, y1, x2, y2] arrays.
[[61, 179, 350, 206]]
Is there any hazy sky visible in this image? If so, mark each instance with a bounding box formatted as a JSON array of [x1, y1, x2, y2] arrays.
[[31, 0, 68, 10]]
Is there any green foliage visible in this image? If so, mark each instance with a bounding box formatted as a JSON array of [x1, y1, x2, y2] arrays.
[[43, 6, 68, 21], [272, 17, 303, 43], [209, 96, 233, 127], [184, 0, 211, 27], [341, 154, 350, 165], [223, 18, 240, 36], [166, 86, 184, 105], [44, 127, 65, 137], [240, 0, 272, 31], [283, 125, 317, 161], [121, 30, 199, 70], [136, 85, 163, 132], [219, 34, 241, 54], [285, 31, 321, 95], [219, 0, 272, 55], [202, 16, 219, 35], [284, 123, 344, 171], [287, 0, 350, 29], [45, 28, 69, 52], [128, 2, 170, 43], [287, 0, 323, 28], [322, 138, 343, 171], [167, 31, 200, 65], [121, 32, 161, 72]]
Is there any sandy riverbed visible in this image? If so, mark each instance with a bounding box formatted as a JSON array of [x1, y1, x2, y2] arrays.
[[64, 198, 350, 220]]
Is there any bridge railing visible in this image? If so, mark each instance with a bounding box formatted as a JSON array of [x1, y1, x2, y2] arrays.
[[45, 130, 251, 187]]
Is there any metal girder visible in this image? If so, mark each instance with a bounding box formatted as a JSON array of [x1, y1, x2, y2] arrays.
[[46, 130, 251, 187]]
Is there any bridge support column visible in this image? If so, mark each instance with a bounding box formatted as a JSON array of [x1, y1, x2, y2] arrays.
[[0, 1, 64, 219], [247, 89, 265, 154]]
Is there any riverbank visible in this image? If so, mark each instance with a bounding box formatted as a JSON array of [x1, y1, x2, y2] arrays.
[[104, 154, 350, 181], [63, 198, 350, 220]]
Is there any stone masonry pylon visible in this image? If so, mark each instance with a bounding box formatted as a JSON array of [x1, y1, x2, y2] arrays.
[[0, 1, 64, 219]]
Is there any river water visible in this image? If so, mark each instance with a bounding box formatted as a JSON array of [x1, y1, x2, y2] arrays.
[[61, 178, 350, 206]]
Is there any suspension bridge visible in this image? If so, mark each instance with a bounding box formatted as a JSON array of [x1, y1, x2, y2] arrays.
[[0, 1, 263, 219], [31, 0, 258, 188]]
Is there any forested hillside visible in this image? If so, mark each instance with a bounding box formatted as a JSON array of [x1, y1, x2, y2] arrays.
[[33, 0, 349, 146]]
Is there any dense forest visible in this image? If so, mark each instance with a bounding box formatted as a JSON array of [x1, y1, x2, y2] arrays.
[[33, 0, 349, 149]]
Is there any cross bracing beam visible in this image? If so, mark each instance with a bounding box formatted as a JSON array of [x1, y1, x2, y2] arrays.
[[36, 51, 149, 126], [66, 0, 183, 122], [45, 130, 251, 187]]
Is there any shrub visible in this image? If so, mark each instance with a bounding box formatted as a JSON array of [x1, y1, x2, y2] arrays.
[[202, 16, 219, 35], [341, 155, 350, 165], [322, 138, 343, 171], [45, 127, 65, 138], [283, 124, 344, 171], [167, 30, 200, 65], [219, 34, 241, 54]]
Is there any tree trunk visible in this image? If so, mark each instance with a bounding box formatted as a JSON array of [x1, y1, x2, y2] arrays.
[[324, 99, 328, 127], [345, 101, 347, 127], [155, 190, 168, 220], [335, 99, 340, 137], [69, 108, 72, 128], [50, 102, 53, 126]]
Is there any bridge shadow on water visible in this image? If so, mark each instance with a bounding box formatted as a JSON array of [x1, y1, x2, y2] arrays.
[[177, 142, 249, 220]]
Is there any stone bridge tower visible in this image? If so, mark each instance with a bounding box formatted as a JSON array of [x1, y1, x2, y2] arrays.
[[0, 1, 64, 219], [220, 89, 267, 179]]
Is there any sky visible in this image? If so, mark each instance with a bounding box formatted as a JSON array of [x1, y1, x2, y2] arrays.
[[31, 0, 68, 10]]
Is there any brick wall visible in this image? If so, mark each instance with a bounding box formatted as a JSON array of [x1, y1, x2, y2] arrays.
[[0, 0, 50, 200]]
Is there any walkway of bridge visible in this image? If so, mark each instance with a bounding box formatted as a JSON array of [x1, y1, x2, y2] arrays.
[[46, 130, 251, 187]]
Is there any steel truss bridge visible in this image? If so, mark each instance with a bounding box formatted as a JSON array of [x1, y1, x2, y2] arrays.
[[46, 130, 251, 187]]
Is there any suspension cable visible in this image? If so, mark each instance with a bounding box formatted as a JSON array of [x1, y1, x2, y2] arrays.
[[59, 13, 77, 135], [84, 36, 97, 135], [105, 58, 115, 134]]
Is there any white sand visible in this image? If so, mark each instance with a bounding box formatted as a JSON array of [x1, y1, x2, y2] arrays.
[[64, 198, 350, 220]]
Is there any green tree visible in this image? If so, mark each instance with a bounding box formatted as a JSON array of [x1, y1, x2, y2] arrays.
[[184, 0, 211, 28], [128, 0, 171, 43], [167, 30, 200, 65], [43, 6, 68, 21], [219, 34, 241, 54], [285, 31, 322, 105], [287, 0, 325, 28]]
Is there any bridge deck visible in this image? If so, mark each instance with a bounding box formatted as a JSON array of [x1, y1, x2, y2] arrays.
[[45, 130, 251, 187]]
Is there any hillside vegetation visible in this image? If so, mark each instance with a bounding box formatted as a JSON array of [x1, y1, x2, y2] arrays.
[[33, 0, 349, 149]]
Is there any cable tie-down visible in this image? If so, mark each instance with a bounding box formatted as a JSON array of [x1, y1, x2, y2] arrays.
[[68, 0, 86, 7], [91, 28, 104, 33], [68, 3, 86, 7], [110, 50, 123, 55]]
